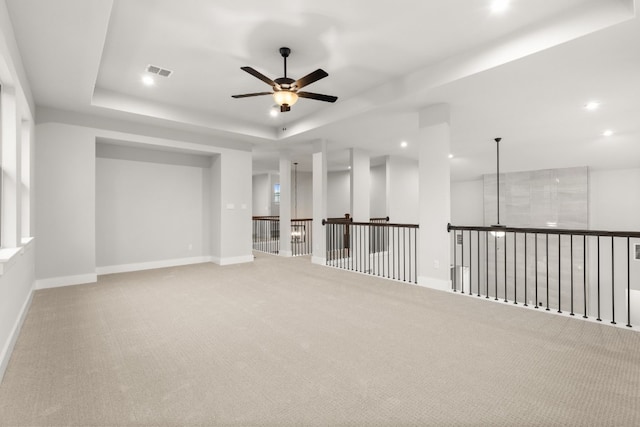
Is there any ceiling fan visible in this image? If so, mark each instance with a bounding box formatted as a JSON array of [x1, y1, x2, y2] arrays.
[[232, 47, 338, 112]]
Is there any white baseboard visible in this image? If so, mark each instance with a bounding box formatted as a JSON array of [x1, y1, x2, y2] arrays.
[[96, 256, 213, 275], [0, 287, 33, 382], [311, 256, 326, 265], [417, 276, 451, 292], [35, 273, 98, 290], [279, 250, 293, 258], [212, 255, 254, 266]]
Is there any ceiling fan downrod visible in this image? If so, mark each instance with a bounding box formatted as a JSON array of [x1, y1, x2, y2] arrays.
[[280, 47, 290, 79]]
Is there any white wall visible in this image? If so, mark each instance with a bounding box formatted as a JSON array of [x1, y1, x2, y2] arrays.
[[35, 111, 254, 283], [0, 0, 36, 382], [327, 170, 350, 218], [213, 149, 253, 264], [293, 171, 312, 219], [387, 156, 419, 224], [590, 168, 640, 230], [252, 173, 270, 216], [450, 168, 640, 231], [96, 151, 211, 269], [35, 123, 96, 284], [370, 164, 386, 218], [451, 179, 484, 226]]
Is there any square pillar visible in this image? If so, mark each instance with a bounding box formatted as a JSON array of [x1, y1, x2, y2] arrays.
[[418, 104, 451, 290], [279, 156, 292, 257], [350, 148, 370, 222], [312, 141, 328, 265]]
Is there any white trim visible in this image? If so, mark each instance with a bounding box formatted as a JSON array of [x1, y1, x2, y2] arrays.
[[311, 256, 326, 265], [279, 250, 293, 258], [35, 273, 97, 290], [0, 288, 33, 382], [212, 255, 254, 266], [96, 256, 213, 275], [417, 276, 451, 292], [0, 237, 35, 276]]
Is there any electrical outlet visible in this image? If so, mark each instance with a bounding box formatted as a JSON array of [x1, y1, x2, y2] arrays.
[[188, 244, 193, 251], [434, 260, 440, 269]]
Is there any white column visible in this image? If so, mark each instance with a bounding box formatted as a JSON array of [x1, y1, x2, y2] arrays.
[[417, 104, 451, 291], [386, 156, 419, 224], [1, 86, 22, 248], [312, 140, 328, 265], [279, 156, 292, 257], [350, 148, 370, 222], [212, 150, 253, 265]]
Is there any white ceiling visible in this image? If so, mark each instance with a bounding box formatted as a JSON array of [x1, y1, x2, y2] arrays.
[[6, 0, 640, 180]]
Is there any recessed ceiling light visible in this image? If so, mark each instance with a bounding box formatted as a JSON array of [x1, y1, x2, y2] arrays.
[[269, 108, 279, 118], [142, 75, 155, 86], [602, 129, 614, 137], [400, 141, 408, 148], [448, 154, 454, 159], [584, 101, 600, 111], [491, 0, 509, 13]]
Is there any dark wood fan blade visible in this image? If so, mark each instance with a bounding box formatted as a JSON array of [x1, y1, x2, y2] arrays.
[[241, 67, 277, 87], [294, 69, 328, 89], [297, 91, 338, 103], [231, 92, 273, 98]]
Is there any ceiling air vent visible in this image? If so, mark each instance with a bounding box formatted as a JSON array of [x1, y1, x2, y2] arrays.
[[145, 64, 173, 78]]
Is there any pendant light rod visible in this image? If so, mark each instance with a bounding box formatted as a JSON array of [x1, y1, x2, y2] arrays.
[[495, 137, 502, 225]]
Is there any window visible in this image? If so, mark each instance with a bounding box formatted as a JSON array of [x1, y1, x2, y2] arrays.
[[273, 183, 280, 204]]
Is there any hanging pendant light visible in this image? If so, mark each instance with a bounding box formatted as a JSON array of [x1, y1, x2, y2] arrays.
[[491, 137, 506, 237]]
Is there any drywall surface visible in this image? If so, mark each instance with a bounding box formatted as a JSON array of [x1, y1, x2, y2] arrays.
[[451, 179, 484, 226], [328, 170, 350, 218], [252, 173, 270, 216], [96, 156, 207, 267], [35, 123, 96, 281], [370, 164, 386, 219]]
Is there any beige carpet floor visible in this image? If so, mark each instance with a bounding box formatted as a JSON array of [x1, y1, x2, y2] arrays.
[[1, 252, 639, 426]]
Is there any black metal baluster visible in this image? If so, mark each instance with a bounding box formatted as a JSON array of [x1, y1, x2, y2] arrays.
[[376, 225, 380, 277], [627, 237, 632, 328], [597, 236, 601, 321], [570, 235, 574, 316], [504, 232, 508, 303], [558, 235, 562, 314], [535, 234, 539, 309], [469, 230, 473, 295], [486, 232, 489, 299], [611, 237, 616, 325], [403, 228, 407, 282], [462, 230, 465, 294], [396, 227, 400, 280], [408, 228, 412, 283], [325, 223, 329, 264], [453, 231, 457, 292], [477, 230, 481, 297], [583, 235, 588, 319], [361, 224, 364, 273], [414, 228, 418, 284], [494, 233, 498, 301], [524, 233, 528, 306], [514, 233, 518, 304], [387, 225, 390, 278], [546, 234, 550, 311]]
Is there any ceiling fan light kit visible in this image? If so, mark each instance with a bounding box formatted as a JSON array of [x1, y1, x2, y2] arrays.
[[232, 47, 337, 112]]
